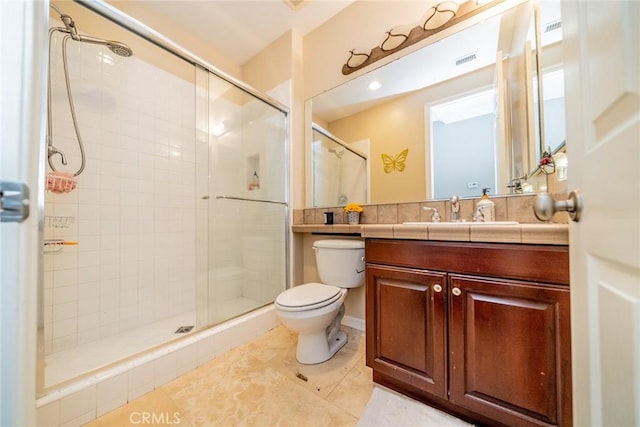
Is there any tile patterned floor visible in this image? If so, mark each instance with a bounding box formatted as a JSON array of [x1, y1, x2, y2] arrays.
[[86, 325, 373, 426]]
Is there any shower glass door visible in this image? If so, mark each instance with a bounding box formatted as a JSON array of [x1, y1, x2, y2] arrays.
[[205, 72, 288, 325]]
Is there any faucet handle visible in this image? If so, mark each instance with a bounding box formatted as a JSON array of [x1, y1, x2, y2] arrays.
[[422, 206, 441, 223]]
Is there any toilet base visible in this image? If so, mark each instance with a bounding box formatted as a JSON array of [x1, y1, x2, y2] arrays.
[[296, 329, 347, 365]]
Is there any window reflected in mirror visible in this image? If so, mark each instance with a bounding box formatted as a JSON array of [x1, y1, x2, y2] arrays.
[[430, 88, 498, 199]]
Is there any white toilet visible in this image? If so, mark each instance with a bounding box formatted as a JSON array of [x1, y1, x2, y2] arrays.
[[275, 239, 365, 364]]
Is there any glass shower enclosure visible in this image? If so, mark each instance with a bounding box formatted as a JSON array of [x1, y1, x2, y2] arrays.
[[40, 0, 288, 391], [195, 66, 288, 326], [311, 125, 367, 207]]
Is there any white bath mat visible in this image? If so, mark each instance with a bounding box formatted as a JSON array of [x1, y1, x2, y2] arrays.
[[357, 386, 475, 427]]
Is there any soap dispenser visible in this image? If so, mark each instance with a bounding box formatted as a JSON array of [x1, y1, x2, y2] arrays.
[[476, 188, 495, 222]]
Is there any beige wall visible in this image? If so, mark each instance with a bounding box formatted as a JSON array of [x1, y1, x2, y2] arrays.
[[243, 32, 292, 94]]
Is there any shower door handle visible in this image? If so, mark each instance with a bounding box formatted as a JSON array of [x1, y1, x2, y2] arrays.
[[215, 195, 287, 206], [0, 180, 30, 223]]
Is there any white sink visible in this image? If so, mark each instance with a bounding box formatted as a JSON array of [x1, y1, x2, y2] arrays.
[[402, 221, 519, 225]]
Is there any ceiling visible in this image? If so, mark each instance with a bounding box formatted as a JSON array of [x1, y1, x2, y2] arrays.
[[130, 0, 355, 65]]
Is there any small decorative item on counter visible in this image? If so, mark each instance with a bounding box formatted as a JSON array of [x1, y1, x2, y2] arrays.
[[344, 203, 363, 225], [475, 188, 495, 222], [324, 211, 334, 225]]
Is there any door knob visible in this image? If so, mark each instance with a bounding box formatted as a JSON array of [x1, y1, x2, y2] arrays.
[[533, 190, 583, 222], [433, 284, 442, 293], [452, 287, 461, 296]]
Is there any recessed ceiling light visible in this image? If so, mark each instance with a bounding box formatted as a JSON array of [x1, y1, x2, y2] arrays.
[[368, 80, 382, 91]]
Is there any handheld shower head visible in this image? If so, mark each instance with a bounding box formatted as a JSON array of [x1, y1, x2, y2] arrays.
[[76, 34, 133, 57], [106, 41, 133, 57]]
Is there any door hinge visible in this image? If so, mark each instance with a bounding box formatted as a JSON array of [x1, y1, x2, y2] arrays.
[[0, 180, 30, 223]]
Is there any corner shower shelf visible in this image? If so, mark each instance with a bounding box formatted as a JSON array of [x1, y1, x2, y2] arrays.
[[43, 239, 78, 255]]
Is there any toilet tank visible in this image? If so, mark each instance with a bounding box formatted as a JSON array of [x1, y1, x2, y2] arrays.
[[313, 239, 365, 288]]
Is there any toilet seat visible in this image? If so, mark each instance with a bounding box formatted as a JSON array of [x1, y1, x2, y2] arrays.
[[275, 283, 344, 312]]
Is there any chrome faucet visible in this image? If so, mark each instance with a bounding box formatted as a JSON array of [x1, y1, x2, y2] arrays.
[[507, 174, 527, 194], [422, 206, 441, 223], [450, 195, 460, 222]]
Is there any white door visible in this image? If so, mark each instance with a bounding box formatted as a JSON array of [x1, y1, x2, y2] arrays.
[[0, 1, 47, 425], [562, 1, 640, 425]]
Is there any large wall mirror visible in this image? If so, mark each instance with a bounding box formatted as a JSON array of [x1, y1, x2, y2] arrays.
[[532, 0, 566, 173], [306, 0, 565, 207]]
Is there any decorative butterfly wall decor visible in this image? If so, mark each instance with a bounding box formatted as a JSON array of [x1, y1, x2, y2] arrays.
[[381, 148, 408, 174]]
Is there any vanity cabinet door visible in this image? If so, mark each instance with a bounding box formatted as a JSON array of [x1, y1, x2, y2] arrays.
[[448, 274, 572, 427], [366, 265, 447, 399]]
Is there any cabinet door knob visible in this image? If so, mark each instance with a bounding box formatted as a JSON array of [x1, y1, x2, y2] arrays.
[[433, 284, 442, 293], [452, 287, 462, 296]]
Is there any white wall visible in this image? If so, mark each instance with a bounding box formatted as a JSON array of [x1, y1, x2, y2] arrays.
[[43, 27, 197, 355]]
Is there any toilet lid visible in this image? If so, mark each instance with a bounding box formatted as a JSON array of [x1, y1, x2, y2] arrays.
[[275, 283, 343, 312]]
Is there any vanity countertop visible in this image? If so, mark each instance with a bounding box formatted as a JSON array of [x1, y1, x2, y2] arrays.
[[291, 223, 569, 245]]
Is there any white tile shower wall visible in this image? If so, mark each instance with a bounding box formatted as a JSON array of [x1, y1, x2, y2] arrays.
[[44, 32, 197, 355]]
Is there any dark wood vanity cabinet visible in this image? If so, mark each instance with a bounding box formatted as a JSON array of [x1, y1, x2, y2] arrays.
[[365, 265, 448, 399], [365, 239, 572, 427]]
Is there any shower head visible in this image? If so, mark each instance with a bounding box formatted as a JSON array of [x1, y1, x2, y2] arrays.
[[328, 148, 345, 158], [106, 41, 134, 57], [76, 34, 133, 57]]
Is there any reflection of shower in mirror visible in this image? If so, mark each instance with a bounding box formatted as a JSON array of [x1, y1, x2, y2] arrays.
[[311, 125, 367, 208]]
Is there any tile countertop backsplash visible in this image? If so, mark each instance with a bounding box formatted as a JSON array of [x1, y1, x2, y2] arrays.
[[295, 194, 569, 226]]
